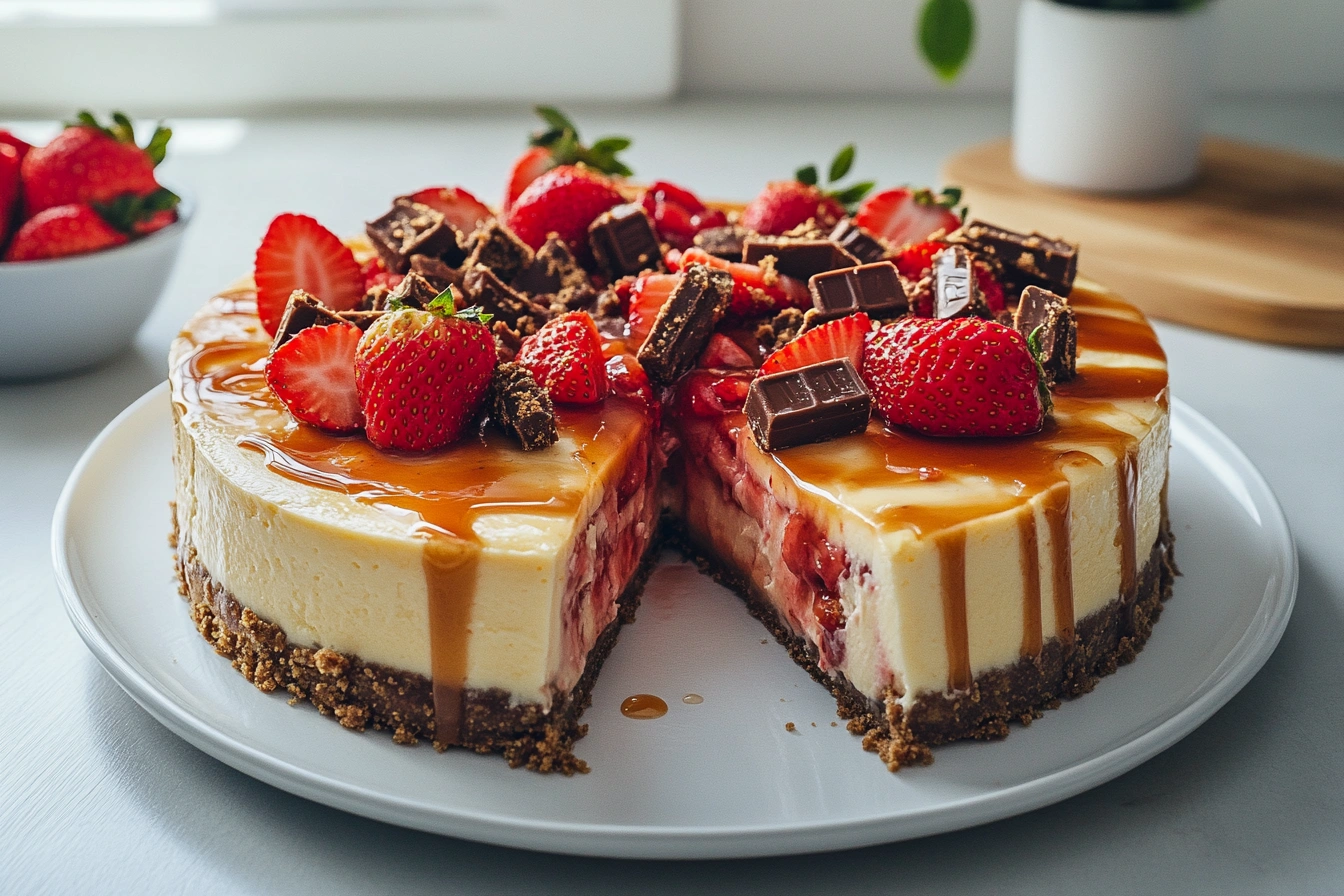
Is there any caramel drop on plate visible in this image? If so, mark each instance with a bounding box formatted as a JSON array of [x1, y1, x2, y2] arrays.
[[621, 694, 668, 719]]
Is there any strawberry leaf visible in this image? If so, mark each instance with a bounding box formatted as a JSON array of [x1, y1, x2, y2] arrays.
[[428, 286, 457, 315], [535, 105, 576, 136], [452, 303, 495, 326], [918, 0, 975, 83], [589, 137, 631, 155], [527, 106, 633, 179], [144, 124, 172, 166], [93, 186, 180, 233], [828, 144, 855, 183], [829, 180, 876, 207], [1026, 325, 1054, 416], [795, 165, 819, 187]]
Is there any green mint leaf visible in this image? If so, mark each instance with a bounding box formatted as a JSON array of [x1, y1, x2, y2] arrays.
[[535, 105, 576, 135], [918, 0, 975, 83], [829, 180, 876, 207], [795, 164, 818, 187], [828, 144, 855, 183], [940, 186, 963, 208]]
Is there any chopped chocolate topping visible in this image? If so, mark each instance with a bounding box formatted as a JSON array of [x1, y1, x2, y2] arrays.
[[828, 218, 888, 265], [636, 263, 732, 385], [491, 320, 523, 363], [385, 271, 444, 310], [462, 220, 534, 284], [933, 246, 991, 320], [954, 220, 1078, 296], [754, 307, 807, 352], [742, 236, 859, 282], [744, 359, 872, 452], [808, 261, 909, 323], [550, 283, 598, 314], [408, 254, 462, 292], [511, 236, 588, 297], [270, 290, 343, 353], [490, 362, 558, 451], [1014, 285, 1078, 384], [693, 225, 748, 261], [365, 201, 462, 274], [462, 265, 547, 335], [336, 310, 387, 331], [588, 204, 665, 279]]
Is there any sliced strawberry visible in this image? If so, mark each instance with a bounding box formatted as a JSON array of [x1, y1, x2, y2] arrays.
[[854, 187, 962, 249], [606, 354, 658, 424], [359, 255, 403, 293], [976, 264, 1006, 314], [405, 185, 492, 235], [892, 240, 947, 281], [253, 213, 363, 337], [760, 312, 871, 377], [3, 203, 128, 262], [265, 322, 364, 433], [679, 247, 810, 317], [639, 180, 727, 250], [516, 311, 609, 405], [503, 146, 554, 214], [628, 273, 678, 346], [698, 332, 755, 370]]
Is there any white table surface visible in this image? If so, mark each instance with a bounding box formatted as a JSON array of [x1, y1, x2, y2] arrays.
[[3, 97, 1342, 895]]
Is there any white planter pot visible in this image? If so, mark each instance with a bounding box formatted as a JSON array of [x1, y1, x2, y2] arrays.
[[1012, 0, 1212, 192]]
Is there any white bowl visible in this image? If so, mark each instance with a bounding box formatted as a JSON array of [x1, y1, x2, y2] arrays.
[[0, 194, 193, 381]]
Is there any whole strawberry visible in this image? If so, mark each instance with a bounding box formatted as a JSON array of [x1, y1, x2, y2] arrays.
[[3, 203, 128, 262], [516, 311, 609, 405], [741, 145, 874, 236], [862, 317, 1047, 437], [355, 296, 496, 451], [21, 112, 171, 217], [503, 106, 633, 213], [505, 165, 625, 258], [0, 143, 20, 244]]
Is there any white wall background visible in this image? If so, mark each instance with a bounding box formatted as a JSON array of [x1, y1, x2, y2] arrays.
[[681, 0, 1344, 96]]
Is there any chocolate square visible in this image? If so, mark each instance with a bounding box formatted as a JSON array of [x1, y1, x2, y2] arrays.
[[693, 225, 748, 261], [490, 361, 558, 451], [384, 271, 444, 310], [365, 201, 461, 274], [808, 261, 909, 323], [461, 264, 547, 335], [956, 220, 1078, 296], [933, 246, 991, 320], [510, 236, 587, 297], [636, 263, 732, 385], [828, 218, 888, 265], [270, 290, 344, 353], [744, 358, 871, 452], [1014, 285, 1077, 384], [588, 204, 664, 279], [408, 254, 461, 293], [742, 236, 860, 282], [461, 220, 534, 284]]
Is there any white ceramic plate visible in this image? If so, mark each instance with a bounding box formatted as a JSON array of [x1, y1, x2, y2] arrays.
[[53, 384, 1297, 860]]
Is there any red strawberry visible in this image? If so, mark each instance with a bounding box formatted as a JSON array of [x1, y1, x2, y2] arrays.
[[265, 323, 364, 433], [976, 265, 1006, 314], [516, 311, 609, 405], [21, 112, 169, 217], [606, 354, 657, 418], [253, 213, 364, 337], [503, 106, 633, 213], [741, 181, 845, 236], [0, 130, 33, 163], [892, 240, 947, 281], [759, 312, 871, 377], [679, 247, 810, 317], [504, 146, 554, 215], [698, 332, 755, 370], [505, 165, 624, 258], [359, 255, 403, 293], [896, 243, 1005, 316], [404, 185, 492, 235], [862, 317, 1046, 438], [3, 203, 128, 262], [130, 208, 178, 236], [627, 273, 678, 346], [854, 187, 962, 249], [639, 180, 728, 250], [355, 304, 496, 451], [0, 144, 20, 243]]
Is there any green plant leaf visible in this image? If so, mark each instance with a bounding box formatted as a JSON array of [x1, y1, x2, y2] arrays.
[[828, 144, 855, 183], [428, 287, 457, 314], [829, 180, 876, 207], [918, 0, 975, 83], [534, 106, 575, 135], [451, 303, 494, 325], [795, 164, 819, 186], [589, 137, 631, 155]]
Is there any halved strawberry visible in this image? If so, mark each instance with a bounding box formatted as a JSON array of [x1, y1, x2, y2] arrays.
[[503, 146, 554, 215], [253, 213, 363, 337], [516, 310, 609, 405], [854, 187, 963, 249], [359, 255, 403, 293], [639, 180, 728, 250], [892, 240, 947, 281], [679, 247, 810, 317], [404, 185, 492, 235], [759, 312, 871, 377], [627, 273, 678, 346], [265, 322, 364, 433], [698, 332, 755, 370]]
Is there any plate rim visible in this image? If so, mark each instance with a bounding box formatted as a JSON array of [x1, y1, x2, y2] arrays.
[[51, 383, 1299, 859]]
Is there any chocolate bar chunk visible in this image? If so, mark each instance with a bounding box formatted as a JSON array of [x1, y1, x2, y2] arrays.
[[637, 263, 732, 385], [693, 225, 748, 261], [754, 307, 807, 352], [462, 220, 534, 283], [808, 261, 909, 323], [461, 265, 547, 335], [1014, 285, 1077, 384], [744, 359, 871, 452], [365, 202, 462, 274], [336, 310, 387, 331], [384, 271, 444, 310], [828, 218, 888, 265], [408, 254, 461, 292], [933, 246, 990, 320], [270, 290, 344, 353], [957, 220, 1078, 296], [490, 362, 558, 451], [589, 204, 664, 279], [511, 236, 586, 297], [742, 237, 859, 282]]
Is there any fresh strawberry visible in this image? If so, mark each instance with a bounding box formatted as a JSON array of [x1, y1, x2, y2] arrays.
[[503, 106, 633, 213], [265, 323, 364, 433], [698, 333, 755, 370], [679, 247, 810, 317], [892, 240, 947, 281], [854, 186, 962, 249], [359, 255, 403, 293], [404, 185, 492, 235], [516, 310, 610, 405], [130, 208, 178, 236], [21, 112, 171, 217], [639, 180, 728, 250], [862, 316, 1046, 437], [253, 213, 364, 337], [759, 312, 871, 377], [896, 242, 1005, 316], [976, 264, 1006, 314], [355, 302, 496, 451], [0, 144, 20, 244], [741, 145, 874, 236], [606, 354, 657, 420], [0, 130, 32, 163], [3, 203, 128, 262], [627, 273, 678, 346], [505, 165, 624, 259]]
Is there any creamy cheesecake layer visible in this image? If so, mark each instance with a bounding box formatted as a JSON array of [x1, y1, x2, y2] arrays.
[[671, 283, 1169, 718], [170, 291, 660, 743]]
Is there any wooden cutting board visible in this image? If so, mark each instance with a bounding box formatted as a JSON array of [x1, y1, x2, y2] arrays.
[[941, 138, 1344, 348]]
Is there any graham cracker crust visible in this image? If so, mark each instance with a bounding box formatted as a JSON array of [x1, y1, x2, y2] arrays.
[[173, 520, 660, 775], [665, 509, 1177, 771]]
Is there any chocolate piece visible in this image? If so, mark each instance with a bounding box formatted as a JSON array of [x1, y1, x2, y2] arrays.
[[461, 264, 546, 335], [365, 202, 461, 274], [385, 271, 444, 310], [636, 263, 732, 385], [588, 204, 664, 279], [408, 254, 461, 292], [270, 290, 343, 353], [754, 307, 807, 352], [336, 310, 387, 331], [1014, 285, 1078, 383], [956, 220, 1078, 296], [693, 225, 748, 261], [828, 218, 888, 265], [933, 246, 990, 319], [742, 237, 859, 282], [744, 359, 871, 452], [490, 362, 558, 451], [511, 236, 586, 297], [808, 261, 909, 323], [462, 220, 534, 283], [491, 320, 523, 363]]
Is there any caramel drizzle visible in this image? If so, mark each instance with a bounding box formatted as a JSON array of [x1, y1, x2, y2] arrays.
[[938, 528, 972, 691], [1043, 483, 1075, 646], [1018, 509, 1044, 658], [1117, 447, 1140, 604]]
